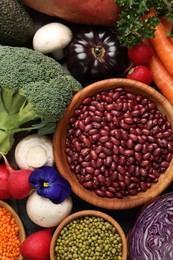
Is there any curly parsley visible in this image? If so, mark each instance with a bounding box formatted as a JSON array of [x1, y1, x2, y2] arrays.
[[115, 0, 173, 47]]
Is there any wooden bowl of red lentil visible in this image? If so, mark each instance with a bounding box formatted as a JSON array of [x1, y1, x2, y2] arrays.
[[0, 200, 26, 260], [53, 78, 173, 209], [50, 210, 127, 260]]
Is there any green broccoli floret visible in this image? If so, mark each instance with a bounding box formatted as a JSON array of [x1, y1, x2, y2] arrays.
[[0, 45, 82, 155]]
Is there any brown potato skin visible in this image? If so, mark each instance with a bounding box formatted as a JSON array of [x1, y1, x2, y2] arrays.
[[21, 0, 120, 26]]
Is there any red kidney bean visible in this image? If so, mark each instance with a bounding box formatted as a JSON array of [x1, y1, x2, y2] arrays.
[[99, 129, 109, 136], [142, 129, 151, 135], [124, 149, 134, 157], [92, 115, 102, 122], [166, 153, 172, 162], [124, 176, 131, 186], [118, 173, 124, 182], [140, 182, 147, 191], [110, 137, 121, 146], [110, 171, 118, 181], [90, 160, 96, 169], [127, 156, 135, 165], [141, 118, 147, 124], [153, 147, 161, 156], [97, 174, 106, 184], [112, 116, 120, 127], [92, 121, 101, 129], [90, 150, 98, 160], [98, 152, 107, 159], [102, 147, 112, 156], [99, 136, 109, 143], [121, 130, 128, 140], [147, 135, 155, 143], [126, 139, 134, 149], [90, 133, 100, 142], [119, 156, 126, 166], [143, 152, 151, 160], [113, 154, 119, 163], [105, 177, 112, 187], [140, 160, 150, 167], [117, 165, 126, 175], [82, 181, 93, 189], [134, 143, 143, 152], [84, 174, 93, 182], [160, 161, 170, 168], [66, 87, 173, 199], [111, 161, 117, 171], [115, 192, 124, 199], [95, 189, 105, 197], [94, 145, 102, 154], [104, 141, 113, 149], [128, 189, 138, 195], [128, 165, 135, 175], [128, 183, 137, 189], [104, 156, 113, 167], [129, 133, 138, 142], [104, 190, 114, 198], [130, 176, 139, 183], [80, 148, 90, 157], [113, 129, 122, 140], [85, 166, 94, 174], [83, 137, 92, 148], [108, 186, 117, 193], [134, 166, 141, 177]]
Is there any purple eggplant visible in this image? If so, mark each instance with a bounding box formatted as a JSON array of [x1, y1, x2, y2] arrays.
[[64, 26, 130, 86]]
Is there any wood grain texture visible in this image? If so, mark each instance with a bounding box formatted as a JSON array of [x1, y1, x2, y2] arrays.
[[50, 210, 127, 260], [53, 78, 173, 210]]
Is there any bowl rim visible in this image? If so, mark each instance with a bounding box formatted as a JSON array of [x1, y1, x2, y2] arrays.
[[53, 78, 173, 209], [0, 199, 26, 260], [50, 209, 128, 260]]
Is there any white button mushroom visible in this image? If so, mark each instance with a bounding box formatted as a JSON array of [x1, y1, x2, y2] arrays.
[[32, 22, 73, 59], [26, 191, 73, 227], [14, 134, 54, 170]]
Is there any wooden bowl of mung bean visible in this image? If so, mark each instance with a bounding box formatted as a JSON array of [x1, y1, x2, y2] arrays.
[[50, 210, 127, 260], [0, 200, 26, 260], [53, 78, 173, 209]]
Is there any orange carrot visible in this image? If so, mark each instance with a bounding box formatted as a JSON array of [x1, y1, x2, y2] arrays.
[[161, 16, 172, 33], [148, 52, 173, 106], [146, 9, 173, 77]]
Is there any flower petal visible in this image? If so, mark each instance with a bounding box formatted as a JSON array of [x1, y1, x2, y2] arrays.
[[29, 166, 71, 204]]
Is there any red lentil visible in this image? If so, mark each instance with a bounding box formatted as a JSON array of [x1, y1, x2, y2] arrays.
[[0, 206, 20, 260]]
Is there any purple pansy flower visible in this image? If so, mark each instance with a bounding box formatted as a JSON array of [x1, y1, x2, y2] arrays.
[[29, 166, 71, 204]]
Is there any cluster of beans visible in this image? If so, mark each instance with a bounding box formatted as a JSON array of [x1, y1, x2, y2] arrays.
[[66, 87, 173, 199], [55, 216, 123, 260]]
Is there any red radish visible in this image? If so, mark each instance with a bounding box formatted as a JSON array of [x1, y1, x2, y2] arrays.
[[126, 65, 153, 85], [1, 154, 32, 199], [21, 0, 120, 26], [0, 164, 11, 199], [20, 228, 53, 260], [128, 42, 154, 65]]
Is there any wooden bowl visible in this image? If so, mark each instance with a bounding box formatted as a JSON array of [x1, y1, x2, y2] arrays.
[[0, 200, 26, 260], [50, 210, 127, 260], [53, 78, 173, 209]]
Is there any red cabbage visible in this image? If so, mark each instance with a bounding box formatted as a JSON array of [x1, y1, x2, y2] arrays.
[[128, 192, 173, 260]]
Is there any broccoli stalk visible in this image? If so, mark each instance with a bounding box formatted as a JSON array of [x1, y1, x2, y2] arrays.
[[0, 45, 82, 156]]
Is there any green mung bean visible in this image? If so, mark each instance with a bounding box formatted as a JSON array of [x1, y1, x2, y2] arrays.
[[54, 216, 123, 259]]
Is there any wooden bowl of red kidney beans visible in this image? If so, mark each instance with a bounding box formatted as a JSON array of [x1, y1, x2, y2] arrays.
[[53, 78, 173, 209]]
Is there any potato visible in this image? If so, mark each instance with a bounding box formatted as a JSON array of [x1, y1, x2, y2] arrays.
[[21, 0, 120, 26]]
